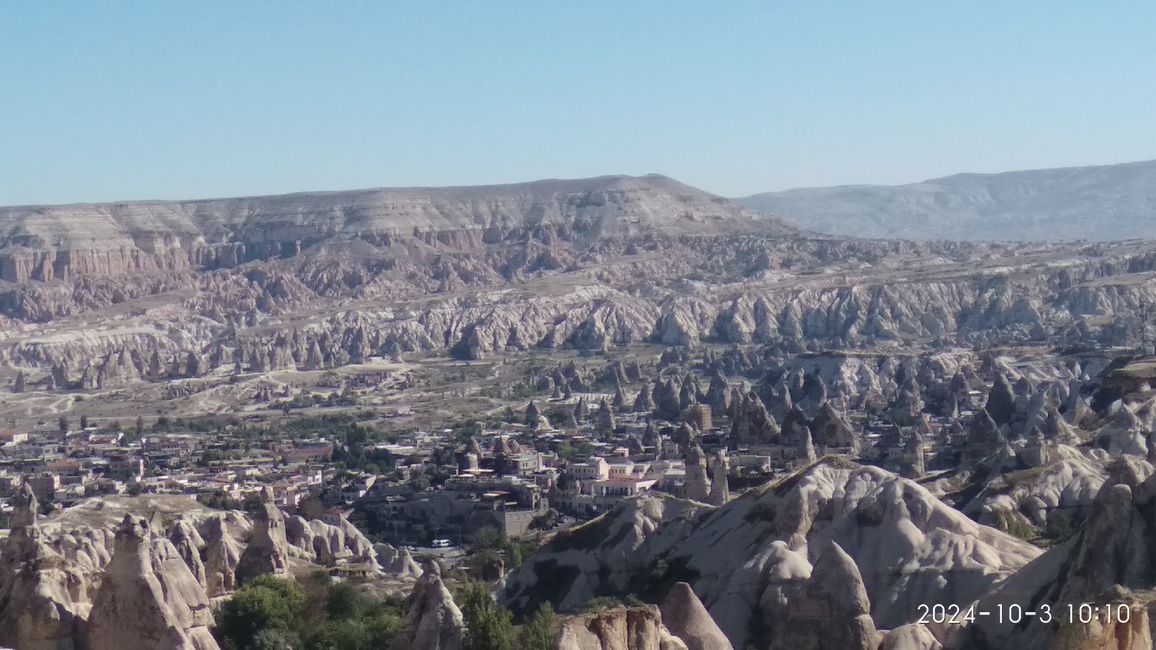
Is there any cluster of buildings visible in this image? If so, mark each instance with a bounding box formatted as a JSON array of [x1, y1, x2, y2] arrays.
[[0, 426, 334, 526], [0, 366, 1022, 550]]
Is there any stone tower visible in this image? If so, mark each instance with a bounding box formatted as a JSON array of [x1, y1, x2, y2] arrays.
[[685, 444, 710, 502], [708, 451, 730, 506]]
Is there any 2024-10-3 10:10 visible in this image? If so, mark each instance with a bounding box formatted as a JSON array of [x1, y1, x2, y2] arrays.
[[916, 602, 1134, 625]]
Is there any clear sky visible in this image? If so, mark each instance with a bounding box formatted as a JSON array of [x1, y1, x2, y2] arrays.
[[2, 2, 1155, 204]]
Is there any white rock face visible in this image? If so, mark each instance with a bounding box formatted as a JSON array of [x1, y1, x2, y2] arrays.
[[168, 520, 207, 588], [501, 494, 704, 615], [0, 490, 391, 647], [284, 513, 381, 572], [0, 485, 94, 650], [966, 449, 1106, 531], [768, 541, 879, 650], [201, 516, 241, 598], [3, 171, 1156, 398], [879, 624, 943, 650]]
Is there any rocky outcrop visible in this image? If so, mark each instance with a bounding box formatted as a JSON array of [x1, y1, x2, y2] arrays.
[[86, 515, 219, 650], [388, 564, 465, 650], [235, 487, 290, 584], [168, 520, 207, 589], [659, 583, 733, 650], [879, 624, 942, 650], [555, 606, 688, 650], [0, 492, 387, 648], [201, 516, 241, 598], [377, 544, 423, 579], [149, 537, 218, 647], [501, 494, 705, 618], [708, 451, 730, 506], [4, 205, 1156, 387], [684, 445, 711, 503], [769, 541, 879, 650], [966, 448, 1105, 533], [730, 392, 779, 447], [0, 484, 92, 650], [810, 401, 857, 449]]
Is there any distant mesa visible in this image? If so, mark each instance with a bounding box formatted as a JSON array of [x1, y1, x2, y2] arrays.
[[0, 174, 792, 283]]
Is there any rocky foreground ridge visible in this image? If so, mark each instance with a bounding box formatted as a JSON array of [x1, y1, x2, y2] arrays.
[[500, 458, 1039, 649], [0, 486, 417, 650], [498, 455, 1156, 650]]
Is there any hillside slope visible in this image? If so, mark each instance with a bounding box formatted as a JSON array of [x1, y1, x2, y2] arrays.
[[738, 159, 1156, 241]]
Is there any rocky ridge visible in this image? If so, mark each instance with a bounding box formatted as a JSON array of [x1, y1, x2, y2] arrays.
[[951, 458, 1156, 649], [738, 158, 1156, 241], [5, 177, 1156, 409], [500, 458, 1040, 649]]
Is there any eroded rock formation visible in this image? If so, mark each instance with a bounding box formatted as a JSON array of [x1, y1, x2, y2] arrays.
[[659, 582, 733, 650], [235, 487, 290, 584], [555, 605, 688, 650], [86, 515, 219, 650], [389, 563, 465, 650]]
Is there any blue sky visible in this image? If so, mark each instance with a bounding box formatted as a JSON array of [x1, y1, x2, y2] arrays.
[[2, 2, 1154, 204]]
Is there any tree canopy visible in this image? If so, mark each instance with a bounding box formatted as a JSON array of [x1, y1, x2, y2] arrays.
[[214, 574, 402, 650]]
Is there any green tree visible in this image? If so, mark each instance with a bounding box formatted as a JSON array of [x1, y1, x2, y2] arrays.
[[472, 527, 503, 551], [363, 612, 401, 647], [216, 573, 403, 650], [325, 581, 373, 621], [215, 577, 305, 649], [459, 581, 515, 650], [252, 627, 300, 650], [554, 441, 574, 461], [305, 619, 369, 650], [518, 602, 557, 650]]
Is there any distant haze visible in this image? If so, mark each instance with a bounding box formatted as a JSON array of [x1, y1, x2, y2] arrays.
[[737, 159, 1156, 242]]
